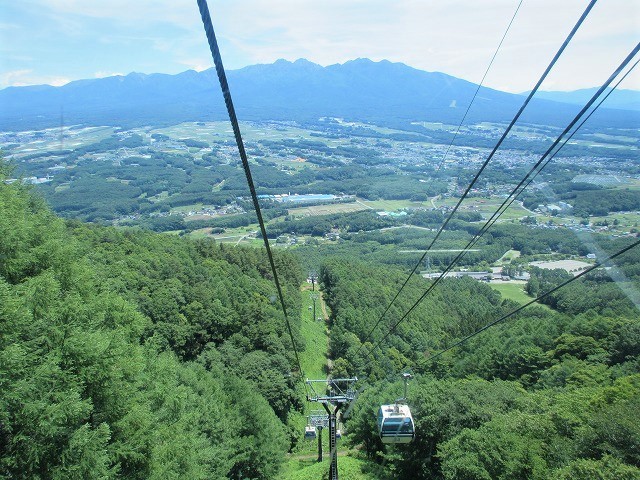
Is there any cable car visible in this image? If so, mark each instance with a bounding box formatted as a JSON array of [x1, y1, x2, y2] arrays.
[[377, 373, 415, 444], [377, 403, 415, 443], [304, 425, 317, 440]]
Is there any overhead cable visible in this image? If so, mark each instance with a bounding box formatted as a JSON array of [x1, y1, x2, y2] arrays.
[[474, 54, 640, 239], [366, 44, 639, 357], [429, 0, 523, 182], [409, 46, 640, 319], [355, 0, 599, 354], [426, 238, 640, 362], [196, 0, 304, 376]]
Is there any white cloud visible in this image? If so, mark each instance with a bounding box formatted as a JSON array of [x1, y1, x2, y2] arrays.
[[0, 22, 20, 30], [0, 69, 70, 88], [94, 71, 123, 78], [5, 0, 640, 91], [177, 58, 212, 72], [40, 0, 202, 29], [0, 69, 33, 86], [210, 0, 640, 92], [48, 77, 71, 86]]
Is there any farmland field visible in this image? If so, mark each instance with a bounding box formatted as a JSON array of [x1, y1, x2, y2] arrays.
[[151, 121, 352, 144], [433, 196, 533, 220], [357, 199, 431, 211], [529, 259, 592, 273], [490, 283, 535, 304], [288, 201, 369, 217]]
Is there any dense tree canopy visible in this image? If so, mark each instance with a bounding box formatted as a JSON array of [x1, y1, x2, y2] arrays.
[[0, 176, 304, 478], [317, 253, 640, 479], [3, 155, 639, 479]]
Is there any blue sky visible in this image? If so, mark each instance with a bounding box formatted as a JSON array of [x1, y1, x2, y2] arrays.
[[1, 0, 638, 92]]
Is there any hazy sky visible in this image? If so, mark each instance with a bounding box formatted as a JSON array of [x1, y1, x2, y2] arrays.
[[1, 0, 638, 92]]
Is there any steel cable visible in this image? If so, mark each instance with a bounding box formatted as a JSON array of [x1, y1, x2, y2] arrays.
[[196, 0, 304, 376]]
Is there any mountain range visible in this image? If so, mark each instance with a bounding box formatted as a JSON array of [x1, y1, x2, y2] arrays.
[[527, 88, 640, 112], [1, 58, 638, 131]]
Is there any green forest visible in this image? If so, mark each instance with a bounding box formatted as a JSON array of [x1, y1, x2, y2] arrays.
[[320, 254, 640, 479], [2, 162, 639, 479], [0, 169, 304, 479]]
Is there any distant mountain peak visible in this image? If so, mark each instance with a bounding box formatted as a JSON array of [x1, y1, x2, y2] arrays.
[[346, 57, 374, 64], [125, 72, 147, 79], [343, 58, 393, 66], [293, 58, 319, 66], [1, 58, 637, 130], [527, 87, 640, 112]]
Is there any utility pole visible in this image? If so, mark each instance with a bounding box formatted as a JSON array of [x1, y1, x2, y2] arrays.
[[323, 403, 341, 480], [309, 271, 317, 291], [310, 293, 318, 322], [309, 410, 328, 463], [307, 378, 358, 480]]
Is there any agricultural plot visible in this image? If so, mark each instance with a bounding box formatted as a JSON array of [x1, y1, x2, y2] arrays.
[[9, 126, 116, 157], [497, 249, 521, 264], [357, 199, 430, 211], [200, 225, 259, 243], [433, 196, 533, 220], [572, 174, 635, 187], [170, 203, 217, 214], [489, 283, 550, 311], [529, 259, 592, 274], [288, 202, 369, 217], [590, 211, 640, 231], [151, 121, 338, 144]]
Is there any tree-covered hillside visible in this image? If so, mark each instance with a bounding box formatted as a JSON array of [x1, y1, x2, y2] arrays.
[[318, 256, 640, 479], [0, 170, 305, 479], [3, 159, 639, 479]]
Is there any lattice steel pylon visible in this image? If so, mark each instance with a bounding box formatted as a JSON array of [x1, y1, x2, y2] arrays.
[[308, 410, 329, 462], [306, 378, 358, 480]]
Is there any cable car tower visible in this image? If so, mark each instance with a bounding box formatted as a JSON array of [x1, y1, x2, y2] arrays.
[[306, 377, 358, 480], [306, 410, 329, 462]]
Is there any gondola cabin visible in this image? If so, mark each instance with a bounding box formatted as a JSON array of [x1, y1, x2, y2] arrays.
[[304, 425, 317, 440], [377, 403, 415, 444]]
